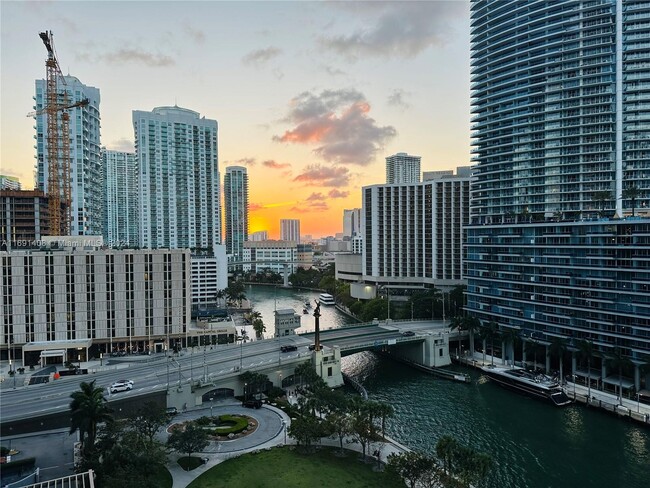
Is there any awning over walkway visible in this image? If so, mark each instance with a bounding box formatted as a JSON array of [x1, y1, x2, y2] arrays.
[[23, 338, 92, 352], [574, 369, 601, 380]]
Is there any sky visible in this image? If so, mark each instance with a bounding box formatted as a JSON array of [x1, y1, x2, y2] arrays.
[[0, 0, 471, 238]]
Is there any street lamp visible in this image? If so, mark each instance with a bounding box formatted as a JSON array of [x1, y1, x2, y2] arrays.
[[9, 359, 15, 389], [282, 419, 287, 444], [77, 347, 83, 369], [572, 374, 577, 400], [637, 393, 641, 413], [244, 382, 248, 402], [100, 353, 103, 367]]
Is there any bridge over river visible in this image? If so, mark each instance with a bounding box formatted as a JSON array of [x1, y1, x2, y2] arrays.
[[0, 318, 452, 434]]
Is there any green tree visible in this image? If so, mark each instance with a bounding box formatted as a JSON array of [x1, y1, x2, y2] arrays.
[[435, 435, 458, 475], [375, 401, 394, 439], [450, 315, 464, 358], [294, 361, 322, 388], [129, 402, 167, 445], [325, 411, 353, 455], [386, 451, 434, 488], [69, 380, 113, 455], [167, 422, 210, 468], [318, 275, 337, 295], [288, 415, 324, 451], [360, 297, 388, 321], [449, 285, 466, 316], [350, 411, 380, 461]]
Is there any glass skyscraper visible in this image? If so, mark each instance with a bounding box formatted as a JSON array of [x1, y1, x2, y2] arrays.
[[35, 75, 102, 236], [103, 149, 138, 247], [467, 0, 649, 389]]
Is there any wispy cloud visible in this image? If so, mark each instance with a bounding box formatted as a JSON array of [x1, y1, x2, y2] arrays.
[[249, 203, 264, 211], [273, 89, 396, 165], [322, 65, 346, 77], [290, 201, 329, 213], [263, 160, 291, 170], [293, 164, 350, 187], [77, 45, 175, 67], [328, 189, 349, 199], [242, 47, 282, 66], [224, 157, 257, 167], [320, 2, 464, 61], [106, 138, 135, 152], [184, 24, 205, 44], [387, 89, 412, 110], [307, 192, 326, 201]]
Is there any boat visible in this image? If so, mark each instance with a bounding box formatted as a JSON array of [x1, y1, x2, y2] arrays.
[[302, 308, 308, 314], [481, 364, 572, 406], [318, 293, 335, 305], [304, 301, 312, 308]]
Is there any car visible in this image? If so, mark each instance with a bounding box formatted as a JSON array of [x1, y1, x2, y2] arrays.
[[308, 344, 317, 351], [280, 345, 298, 353], [242, 399, 262, 409], [166, 407, 178, 417], [401, 331, 416, 337], [109, 380, 134, 394]]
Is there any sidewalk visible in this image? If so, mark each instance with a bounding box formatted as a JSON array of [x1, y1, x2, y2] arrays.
[[456, 352, 650, 425]]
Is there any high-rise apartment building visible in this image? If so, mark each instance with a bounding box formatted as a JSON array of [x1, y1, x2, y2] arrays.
[[363, 171, 470, 288], [343, 208, 362, 238], [0, 176, 21, 191], [467, 0, 650, 388], [0, 190, 58, 250], [35, 75, 102, 236], [249, 231, 268, 241], [103, 149, 138, 247], [385, 152, 421, 184], [280, 219, 300, 242], [223, 166, 248, 261], [133, 106, 220, 254]]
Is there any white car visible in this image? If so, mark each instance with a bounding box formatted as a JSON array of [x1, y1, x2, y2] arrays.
[[109, 380, 134, 394]]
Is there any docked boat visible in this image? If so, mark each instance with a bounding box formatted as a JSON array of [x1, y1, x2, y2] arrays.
[[481, 365, 572, 406], [318, 293, 335, 305], [304, 301, 312, 308]]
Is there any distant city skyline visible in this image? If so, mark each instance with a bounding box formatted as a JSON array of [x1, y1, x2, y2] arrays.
[[0, 1, 471, 238]]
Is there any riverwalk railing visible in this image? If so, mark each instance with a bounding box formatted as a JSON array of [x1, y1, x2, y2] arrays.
[[342, 372, 368, 399]]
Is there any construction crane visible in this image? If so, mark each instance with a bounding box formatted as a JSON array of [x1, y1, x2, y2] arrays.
[[33, 30, 76, 236]]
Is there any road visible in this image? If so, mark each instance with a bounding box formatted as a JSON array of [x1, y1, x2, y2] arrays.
[[0, 319, 448, 423]]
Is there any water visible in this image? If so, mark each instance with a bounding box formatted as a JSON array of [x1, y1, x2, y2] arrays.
[[246, 286, 650, 487]]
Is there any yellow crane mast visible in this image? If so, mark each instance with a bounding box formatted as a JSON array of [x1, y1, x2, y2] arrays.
[[36, 30, 74, 236]]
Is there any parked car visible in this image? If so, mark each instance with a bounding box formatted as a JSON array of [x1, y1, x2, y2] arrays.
[[401, 331, 416, 337], [308, 344, 317, 351], [242, 399, 262, 409], [280, 345, 298, 353], [109, 380, 134, 394], [166, 407, 178, 417]]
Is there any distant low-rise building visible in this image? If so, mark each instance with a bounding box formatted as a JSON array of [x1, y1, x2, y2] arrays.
[[0, 189, 62, 250], [191, 246, 228, 307], [274, 309, 302, 337], [243, 240, 298, 274]]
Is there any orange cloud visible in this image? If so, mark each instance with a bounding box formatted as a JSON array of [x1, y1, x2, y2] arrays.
[[328, 189, 349, 198], [293, 164, 350, 187], [262, 159, 292, 169]]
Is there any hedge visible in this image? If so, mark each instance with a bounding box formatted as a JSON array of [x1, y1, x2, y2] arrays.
[[213, 415, 249, 435]]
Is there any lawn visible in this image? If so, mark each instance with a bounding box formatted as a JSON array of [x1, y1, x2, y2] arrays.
[[187, 447, 402, 488]]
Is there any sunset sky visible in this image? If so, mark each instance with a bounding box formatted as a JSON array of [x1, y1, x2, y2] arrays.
[[0, 1, 471, 238]]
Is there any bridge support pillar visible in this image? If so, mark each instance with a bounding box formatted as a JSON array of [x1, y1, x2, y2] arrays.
[[312, 346, 344, 388], [282, 264, 290, 287], [389, 331, 451, 368]]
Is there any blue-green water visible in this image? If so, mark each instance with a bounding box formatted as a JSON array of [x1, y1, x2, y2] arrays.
[[246, 285, 650, 488]]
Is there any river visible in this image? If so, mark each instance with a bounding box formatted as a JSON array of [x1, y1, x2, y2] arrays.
[[245, 285, 650, 488]]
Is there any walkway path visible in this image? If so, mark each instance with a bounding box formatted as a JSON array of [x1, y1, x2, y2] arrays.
[[163, 398, 412, 488]]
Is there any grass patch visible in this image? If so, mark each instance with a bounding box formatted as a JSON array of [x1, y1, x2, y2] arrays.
[[187, 447, 402, 488], [178, 456, 204, 471]]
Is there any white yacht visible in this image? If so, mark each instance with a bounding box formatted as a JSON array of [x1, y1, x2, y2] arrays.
[[318, 293, 335, 305]]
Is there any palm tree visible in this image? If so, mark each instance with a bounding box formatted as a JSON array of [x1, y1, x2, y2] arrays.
[[449, 316, 464, 358], [591, 190, 612, 217], [484, 320, 500, 365], [69, 380, 113, 455], [548, 336, 568, 382], [622, 185, 641, 217], [524, 340, 542, 371], [501, 327, 519, 366], [578, 340, 594, 399], [463, 316, 481, 360], [375, 402, 394, 439], [606, 347, 633, 404], [252, 318, 266, 339], [214, 289, 226, 307], [476, 326, 489, 364]]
